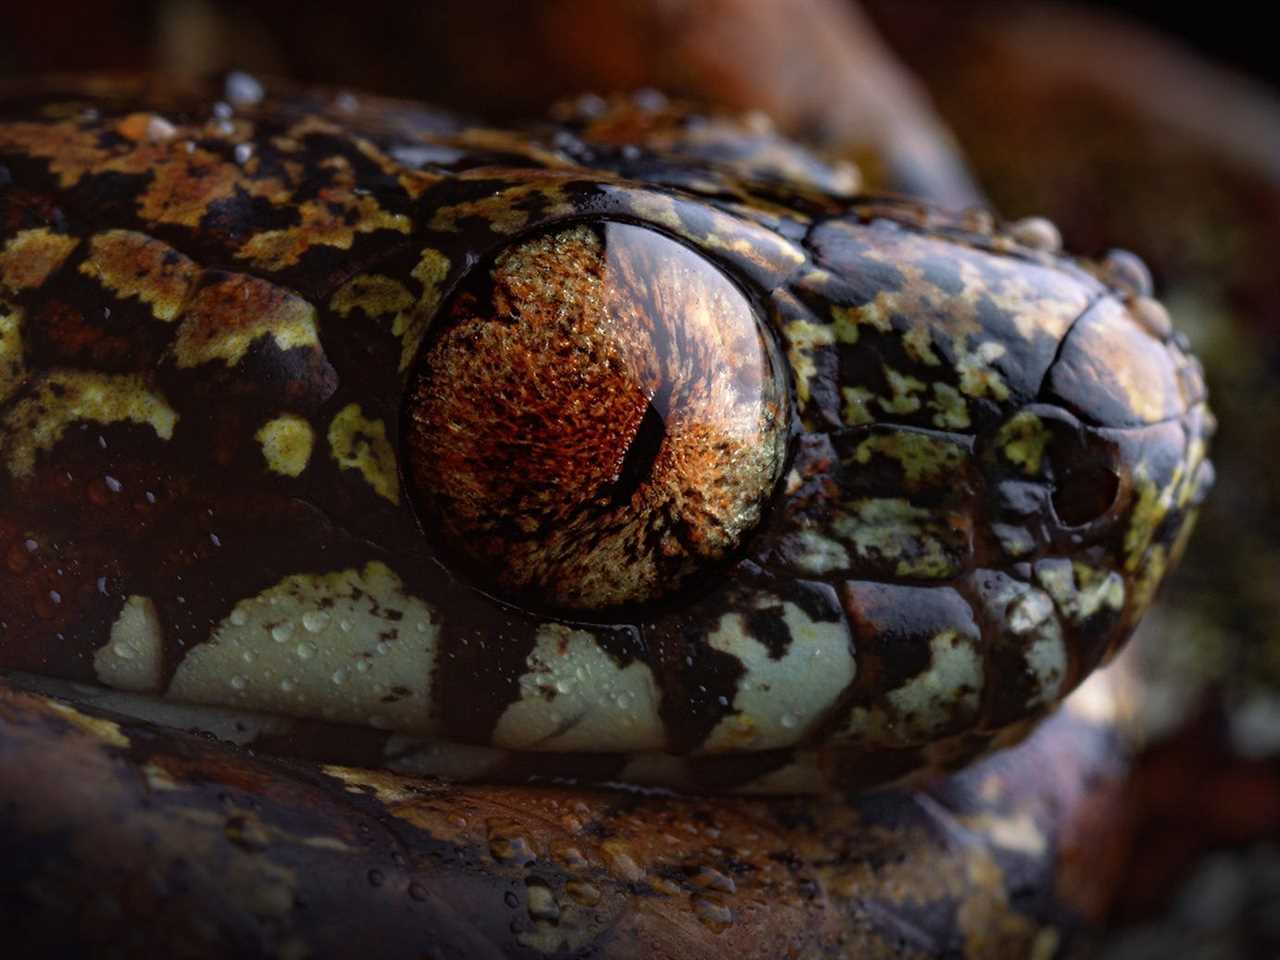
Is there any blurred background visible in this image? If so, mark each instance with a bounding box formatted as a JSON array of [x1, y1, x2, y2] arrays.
[[1, 1, 1276, 955]]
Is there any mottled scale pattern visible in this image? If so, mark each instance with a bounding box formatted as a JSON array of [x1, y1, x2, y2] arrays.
[[0, 76, 1212, 792]]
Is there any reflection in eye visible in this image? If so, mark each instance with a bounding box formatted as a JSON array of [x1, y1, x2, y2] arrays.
[[405, 221, 789, 613]]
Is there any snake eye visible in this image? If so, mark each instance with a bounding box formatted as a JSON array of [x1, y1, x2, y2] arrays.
[[405, 221, 789, 613]]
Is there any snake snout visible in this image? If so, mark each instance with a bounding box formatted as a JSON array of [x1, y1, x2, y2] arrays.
[[981, 288, 1215, 670]]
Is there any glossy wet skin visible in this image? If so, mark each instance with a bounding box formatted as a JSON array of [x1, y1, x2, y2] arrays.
[[0, 77, 1212, 793]]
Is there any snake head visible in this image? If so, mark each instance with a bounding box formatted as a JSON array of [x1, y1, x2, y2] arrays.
[[0, 84, 1213, 793]]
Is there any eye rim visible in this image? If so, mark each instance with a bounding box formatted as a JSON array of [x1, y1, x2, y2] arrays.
[[397, 215, 798, 625]]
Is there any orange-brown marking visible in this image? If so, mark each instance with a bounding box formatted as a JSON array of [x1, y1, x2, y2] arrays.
[[171, 272, 319, 368], [236, 155, 411, 270], [79, 231, 198, 322], [0, 228, 79, 292]]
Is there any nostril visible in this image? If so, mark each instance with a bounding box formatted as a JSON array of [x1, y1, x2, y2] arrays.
[[1049, 452, 1120, 527]]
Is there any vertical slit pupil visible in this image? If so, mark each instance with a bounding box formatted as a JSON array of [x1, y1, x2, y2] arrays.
[[607, 397, 667, 508]]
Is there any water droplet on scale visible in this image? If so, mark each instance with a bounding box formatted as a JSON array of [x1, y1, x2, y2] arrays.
[[692, 894, 734, 932], [566, 881, 601, 906], [601, 841, 644, 882], [693, 866, 736, 894], [488, 822, 536, 865], [302, 610, 331, 633], [525, 882, 560, 922], [1008, 215, 1062, 253], [224, 71, 264, 107], [146, 115, 177, 142]]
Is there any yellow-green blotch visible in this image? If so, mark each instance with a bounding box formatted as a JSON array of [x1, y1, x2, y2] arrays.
[[328, 403, 400, 504], [256, 415, 315, 477]]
